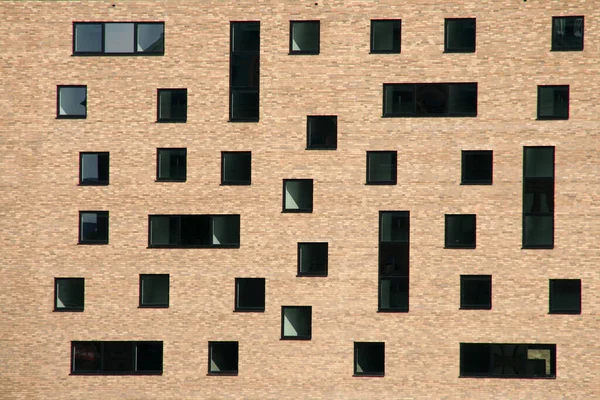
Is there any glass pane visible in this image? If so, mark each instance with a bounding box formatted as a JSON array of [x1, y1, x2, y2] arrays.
[[380, 212, 408, 242], [231, 54, 259, 89], [137, 24, 164, 53], [230, 90, 259, 120], [379, 278, 408, 310], [284, 181, 312, 210], [524, 147, 554, 178], [103, 342, 134, 372], [75, 24, 102, 53], [104, 23, 134, 53], [282, 307, 311, 337], [448, 84, 477, 114], [158, 149, 186, 180], [73, 342, 101, 373], [299, 243, 328, 274], [136, 342, 163, 372], [524, 180, 554, 213], [416, 84, 449, 115], [553, 17, 584, 50], [150, 216, 178, 246], [81, 154, 99, 182], [523, 215, 553, 247], [384, 85, 414, 115], [59, 87, 86, 116], [212, 215, 240, 246], [232, 22, 260, 52], [80, 212, 107, 242]]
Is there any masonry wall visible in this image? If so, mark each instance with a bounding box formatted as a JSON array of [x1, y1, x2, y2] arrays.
[[2, 0, 600, 399]]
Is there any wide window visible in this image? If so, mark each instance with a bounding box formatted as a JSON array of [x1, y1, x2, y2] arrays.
[[73, 22, 164, 55], [461, 150, 492, 185], [55, 278, 84, 311], [283, 179, 313, 213], [281, 306, 312, 340], [523, 147, 554, 248], [71, 341, 163, 375], [57, 86, 87, 119], [383, 83, 477, 117], [290, 21, 320, 54], [552, 16, 584, 51], [445, 214, 476, 249], [367, 151, 397, 185], [354, 342, 385, 377], [379, 211, 409, 312], [157, 148, 186, 182], [297, 242, 328, 277], [460, 275, 491, 310], [230, 22, 260, 122], [549, 279, 581, 314], [157, 89, 187, 122], [139, 274, 169, 308], [370, 20, 401, 53], [79, 211, 108, 244], [235, 278, 265, 312], [148, 214, 240, 248], [221, 152, 251, 185], [307, 116, 337, 150], [445, 18, 476, 53], [537, 85, 569, 120], [80, 152, 109, 185], [208, 341, 238, 375]]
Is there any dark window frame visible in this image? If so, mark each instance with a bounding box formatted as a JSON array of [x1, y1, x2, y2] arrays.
[[54, 277, 85, 312], [234, 277, 266, 312], [139, 274, 170, 308], [445, 214, 476, 249], [382, 83, 478, 117], [306, 115, 338, 150], [156, 88, 187, 123], [148, 214, 241, 249], [280, 306, 312, 340], [79, 152, 109, 186], [549, 279, 581, 314], [221, 151, 252, 185], [297, 242, 328, 277], [282, 179, 314, 213], [378, 211, 410, 313], [551, 16, 584, 51], [229, 21, 260, 123], [366, 151, 398, 185], [71, 341, 163, 375], [444, 18, 476, 53], [208, 341, 239, 376], [156, 148, 187, 182], [57, 85, 87, 119], [72, 22, 165, 56], [370, 19, 401, 54], [461, 150, 493, 185], [79, 211, 109, 245], [289, 20, 320, 55], [353, 342, 385, 377], [537, 85, 569, 120], [460, 275, 492, 310]]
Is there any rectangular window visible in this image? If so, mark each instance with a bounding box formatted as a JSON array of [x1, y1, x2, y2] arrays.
[[549, 279, 581, 314], [379, 211, 409, 312], [460, 343, 556, 378], [461, 150, 492, 185], [55, 278, 84, 311], [290, 21, 320, 54], [354, 342, 385, 377], [230, 22, 259, 122], [73, 22, 164, 55], [157, 148, 186, 182], [460, 275, 491, 310], [139, 274, 169, 308], [79, 211, 108, 244], [367, 151, 397, 185], [297, 242, 328, 276], [283, 179, 314, 213], [523, 147, 554, 248], [208, 341, 238, 375], [281, 306, 312, 340], [157, 89, 187, 122], [235, 278, 265, 312], [383, 83, 477, 117], [537, 85, 569, 120], [306, 116, 337, 150], [79, 152, 109, 185], [221, 152, 251, 185], [445, 18, 476, 53], [445, 214, 476, 249], [552, 16, 584, 51], [71, 341, 163, 375], [57, 85, 87, 119], [148, 214, 240, 248], [370, 20, 401, 53]]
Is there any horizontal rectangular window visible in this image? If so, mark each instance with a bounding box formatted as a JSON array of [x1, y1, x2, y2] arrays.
[[383, 83, 477, 117], [148, 214, 240, 248], [71, 341, 163, 375], [73, 22, 164, 55], [80, 152, 109, 185], [55, 278, 84, 311]]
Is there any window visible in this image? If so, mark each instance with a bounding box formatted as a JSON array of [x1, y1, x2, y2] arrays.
[[54, 278, 84, 311], [282, 179, 313, 213], [537, 85, 569, 120], [460, 343, 556, 378], [297, 243, 328, 276], [461, 150, 492, 185], [148, 214, 240, 248], [370, 20, 401, 53], [208, 341, 238, 375], [549, 279, 581, 314], [73, 22, 164, 55], [460, 275, 491, 310], [235, 278, 265, 312], [367, 151, 397, 185], [445, 214, 476, 249], [79, 211, 108, 244], [379, 211, 409, 312], [57, 85, 87, 118], [157, 89, 187, 122], [306, 116, 337, 150], [221, 152, 251, 185], [383, 83, 477, 117], [281, 306, 312, 340], [139, 274, 169, 308], [79, 152, 109, 185], [71, 341, 163, 375], [523, 147, 554, 249], [445, 18, 476, 53], [289, 21, 320, 54], [157, 148, 186, 182], [230, 22, 259, 122], [552, 16, 584, 51], [354, 342, 385, 376]]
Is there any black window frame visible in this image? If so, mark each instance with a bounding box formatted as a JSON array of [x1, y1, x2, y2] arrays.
[[306, 115, 338, 150], [54, 277, 85, 312], [551, 16, 584, 51], [79, 152, 109, 186], [537, 85, 569, 120], [460, 275, 492, 310], [280, 306, 312, 340], [370, 19, 401, 54], [221, 151, 252, 185], [354, 342, 385, 377], [71, 341, 163, 375], [289, 20, 320, 55], [366, 151, 397, 185], [383, 83, 478, 117], [72, 22, 165, 56], [148, 214, 241, 249], [445, 214, 476, 249], [461, 150, 493, 185], [444, 18, 476, 53], [79, 211, 109, 245], [378, 211, 410, 313], [156, 148, 187, 182], [57, 85, 87, 119], [549, 279, 581, 314], [229, 21, 260, 123], [297, 242, 328, 277], [139, 274, 170, 308], [208, 341, 239, 376], [156, 88, 187, 123], [282, 179, 314, 213], [234, 277, 266, 312]]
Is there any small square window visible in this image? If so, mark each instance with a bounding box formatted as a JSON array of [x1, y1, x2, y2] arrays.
[[57, 86, 87, 118], [550, 279, 581, 314], [157, 89, 187, 122], [79, 152, 109, 185], [290, 21, 320, 55], [354, 342, 385, 377], [461, 150, 492, 185], [283, 179, 313, 213], [55, 278, 84, 311], [537, 85, 569, 120], [298, 243, 328, 276], [460, 275, 491, 310], [552, 16, 584, 51], [235, 278, 265, 312], [445, 214, 476, 249], [79, 211, 108, 244], [157, 148, 186, 182], [367, 151, 397, 185], [307, 116, 337, 150], [281, 306, 312, 340], [139, 274, 169, 308], [370, 20, 401, 53], [221, 152, 251, 185], [445, 18, 476, 53], [208, 341, 238, 375]]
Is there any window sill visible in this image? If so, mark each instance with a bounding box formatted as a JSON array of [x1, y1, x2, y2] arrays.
[[234, 308, 265, 313], [548, 310, 581, 315], [56, 115, 87, 119], [72, 52, 165, 56], [366, 181, 397, 185], [305, 147, 337, 151], [155, 179, 186, 183], [78, 242, 109, 245], [377, 309, 408, 313], [156, 119, 187, 123], [71, 371, 163, 376], [460, 181, 492, 185], [353, 373, 384, 377], [369, 50, 401, 54], [536, 117, 568, 121], [282, 209, 313, 213], [288, 51, 320, 55], [138, 305, 169, 309], [521, 246, 554, 250], [550, 47, 583, 52], [280, 336, 311, 341], [443, 49, 476, 53], [53, 308, 84, 312], [444, 245, 476, 249], [382, 113, 477, 118], [221, 182, 251, 186], [459, 306, 491, 310], [228, 118, 259, 123], [79, 182, 109, 186], [207, 372, 238, 376], [296, 273, 328, 277], [148, 244, 240, 249], [459, 374, 556, 379]]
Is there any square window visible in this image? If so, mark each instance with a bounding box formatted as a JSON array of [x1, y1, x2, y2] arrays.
[[460, 275, 492, 310], [281, 306, 312, 340], [289, 21, 320, 54], [461, 150, 492, 185], [354, 342, 385, 376], [445, 214, 476, 249], [74, 23, 102, 53], [208, 341, 239, 375], [445, 18, 476, 53], [139, 274, 169, 308], [297, 243, 328, 276], [235, 278, 265, 312], [550, 279, 581, 314], [221, 152, 251, 185], [157, 89, 187, 122], [157, 148, 186, 182], [104, 23, 134, 53], [79, 152, 109, 185], [371, 20, 401, 53], [71, 341, 163, 375], [283, 179, 313, 213], [307, 116, 337, 150], [57, 86, 87, 118], [79, 211, 108, 244], [367, 151, 397, 185], [55, 278, 84, 311], [137, 23, 165, 54], [552, 16, 584, 51], [537, 85, 569, 120]]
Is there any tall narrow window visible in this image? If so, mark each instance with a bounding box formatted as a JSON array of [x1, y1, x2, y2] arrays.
[[57, 85, 87, 119], [230, 22, 259, 122], [79, 152, 109, 185], [552, 16, 584, 51], [523, 147, 554, 248], [379, 211, 409, 312]]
